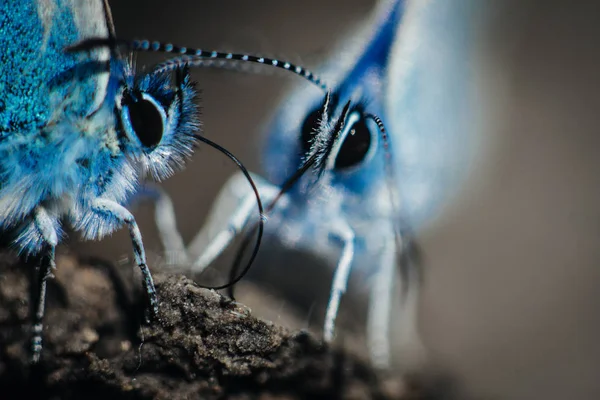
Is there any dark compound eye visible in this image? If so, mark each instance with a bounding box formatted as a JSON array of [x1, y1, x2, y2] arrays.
[[123, 92, 164, 148], [334, 112, 371, 169], [300, 105, 324, 154]]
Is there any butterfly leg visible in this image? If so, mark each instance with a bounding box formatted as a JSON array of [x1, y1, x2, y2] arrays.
[[323, 219, 355, 342], [191, 194, 258, 274], [366, 234, 396, 368], [367, 231, 423, 369], [187, 172, 280, 275], [30, 207, 59, 363], [132, 184, 189, 267], [91, 199, 158, 318]]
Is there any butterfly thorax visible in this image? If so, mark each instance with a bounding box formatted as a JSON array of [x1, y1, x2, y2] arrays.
[[0, 100, 136, 240], [269, 172, 396, 262]]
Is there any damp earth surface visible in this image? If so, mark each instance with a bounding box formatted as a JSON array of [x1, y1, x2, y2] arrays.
[[0, 251, 465, 399]]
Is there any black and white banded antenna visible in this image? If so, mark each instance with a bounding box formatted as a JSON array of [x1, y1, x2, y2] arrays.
[[67, 38, 329, 91]]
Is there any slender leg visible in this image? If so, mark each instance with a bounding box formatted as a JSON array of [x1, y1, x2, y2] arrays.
[[186, 172, 280, 275], [366, 234, 396, 368], [30, 246, 55, 364], [367, 230, 423, 369], [190, 194, 260, 273], [132, 184, 189, 267], [91, 199, 158, 318], [323, 219, 355, 342], [30, 207, 58, 363]]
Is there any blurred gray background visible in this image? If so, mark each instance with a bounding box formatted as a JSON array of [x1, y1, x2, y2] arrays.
[[74, 1, 600, 399]]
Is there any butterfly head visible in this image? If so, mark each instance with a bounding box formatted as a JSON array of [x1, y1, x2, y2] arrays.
[[262, 0, 403, 199], [115, 63, 200, 181], [296, 92, 384, 193]]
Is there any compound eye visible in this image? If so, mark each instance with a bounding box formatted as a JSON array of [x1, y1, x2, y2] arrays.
[[334, 112, 371, 169], [122, 92, 164, 148], [300, 106, 324, 154]]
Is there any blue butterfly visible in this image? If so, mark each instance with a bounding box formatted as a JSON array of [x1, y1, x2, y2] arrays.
[[0, 0, 205, 363], [185, 0, 482, 368]]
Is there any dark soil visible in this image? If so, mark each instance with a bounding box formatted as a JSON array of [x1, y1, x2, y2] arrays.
[[0, 251, 465, 400]]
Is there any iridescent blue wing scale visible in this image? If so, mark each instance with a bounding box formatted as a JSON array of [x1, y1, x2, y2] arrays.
[[0, 0, 110, 138]]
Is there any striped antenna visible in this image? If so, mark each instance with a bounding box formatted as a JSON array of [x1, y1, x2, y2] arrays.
[[67, 38, 328, 91], [366, 112, 419, 295], [365, 113, 398, 212]]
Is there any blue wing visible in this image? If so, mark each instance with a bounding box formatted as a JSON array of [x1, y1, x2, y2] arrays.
[[0, 0, 110, 135], [386, 0, 480, 226]]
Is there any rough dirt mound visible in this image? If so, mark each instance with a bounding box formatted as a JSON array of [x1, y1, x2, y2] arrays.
[[0, 251, 465, 399]]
